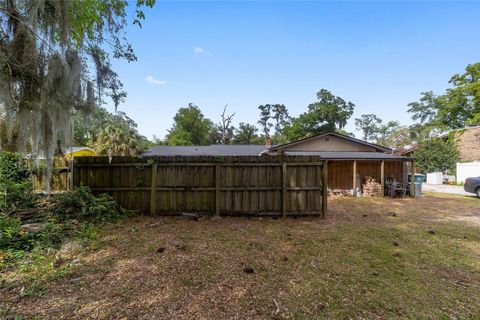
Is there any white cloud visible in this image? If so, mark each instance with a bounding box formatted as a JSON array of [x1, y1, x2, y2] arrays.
[[194, 46, 213, 56], [145, 76, 167, 86]]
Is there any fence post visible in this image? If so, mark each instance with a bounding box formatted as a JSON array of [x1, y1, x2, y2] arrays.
[[215, 163, 221, 216], [321, 161, 328, 218], [150, 162, 157, 215], [282, 162, 287, 218], [69, 157, 74, 191]]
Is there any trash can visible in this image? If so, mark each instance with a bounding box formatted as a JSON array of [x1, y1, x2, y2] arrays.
[[414, 182, 422, 198], [408, 174, 425, 197], [408, 173, 425, 183]]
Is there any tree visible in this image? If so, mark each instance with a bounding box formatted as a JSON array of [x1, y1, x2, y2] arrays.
[[271, 104, 290, 135], [285, 89, 355, 141], [73, 106, 110, 147], [232, 123, 261, 144], [258, 104, 273, 139], [413, 137, 459, 174], [443, 62, 480, 127], [217, 105, 235, 144], [355, 114, 382, 142], [165, 104, 214, 146], [92, 111, 148, 160], [0, 0, 154, 185], [407, 91, 441, 125], [375, 121, 413, 147], [408, 62, 480, 131]]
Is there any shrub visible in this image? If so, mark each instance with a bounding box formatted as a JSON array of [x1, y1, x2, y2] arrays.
[[0, 215, 67, 252], [0, 151, 29, 181], [0, 187, 124, 270], [53, 187, 124, 222], [0, 152, 35, 210]]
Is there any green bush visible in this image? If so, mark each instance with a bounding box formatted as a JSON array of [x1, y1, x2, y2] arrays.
[[0, 151, 35, 210], [0, 187, 125, 270], [0, 216, 65, 252], [53, 187, 124, 222], [413, 137, 460, 174], [0, 151, 29, 181]]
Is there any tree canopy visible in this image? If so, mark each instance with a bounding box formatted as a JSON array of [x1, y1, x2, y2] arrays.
[[0, 0, 154, 185], [354, 114, 382, 142], [408, 62, 480, 134], [165, 104, 215, 146], [74, 108, 148, 159], [375, 121, 413, 148], [232, 122, 261, 145], [285, 89, 354, 141]]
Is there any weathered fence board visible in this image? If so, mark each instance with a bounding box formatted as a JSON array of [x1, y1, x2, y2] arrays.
[[72, 156, 326, 217], [31, 158, 71, 192]]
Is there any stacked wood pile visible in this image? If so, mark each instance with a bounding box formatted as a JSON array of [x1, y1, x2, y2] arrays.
[[362, 179, 382, 197], [328, 189, 350, 197]]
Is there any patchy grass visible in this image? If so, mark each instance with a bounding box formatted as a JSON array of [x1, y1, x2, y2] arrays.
[[1, 194, 480, 319]]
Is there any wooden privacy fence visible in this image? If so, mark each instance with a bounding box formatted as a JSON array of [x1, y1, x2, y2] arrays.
[[73, 156, 328, 217], [31, 158, 71, 192]]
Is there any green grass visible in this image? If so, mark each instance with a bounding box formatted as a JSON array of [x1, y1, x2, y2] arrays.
[[2, 194, 480, 319]]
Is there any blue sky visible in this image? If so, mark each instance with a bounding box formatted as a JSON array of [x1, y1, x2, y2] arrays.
[[109, 1, 480, 140]]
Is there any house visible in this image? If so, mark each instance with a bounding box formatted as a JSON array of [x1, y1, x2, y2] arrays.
[[144, 132, 414, 193], [65, 147, 97, 160], [451, 126, 480, 162]]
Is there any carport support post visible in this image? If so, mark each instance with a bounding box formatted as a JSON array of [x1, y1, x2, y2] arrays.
[[352, 160, 357, 193], [321, 161, 328, 218], [410, 161, 415, 197], [150, 162, 157, 215], [380, 160, 385, 197]]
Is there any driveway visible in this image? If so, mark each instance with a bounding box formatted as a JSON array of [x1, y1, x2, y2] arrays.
[[422, 183, 476, 197]]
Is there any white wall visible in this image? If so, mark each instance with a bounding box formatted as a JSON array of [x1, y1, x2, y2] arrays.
[[457, 162, 480, 183]]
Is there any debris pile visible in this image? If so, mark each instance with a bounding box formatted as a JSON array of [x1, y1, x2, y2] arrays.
[[328, 189, 350, 197]]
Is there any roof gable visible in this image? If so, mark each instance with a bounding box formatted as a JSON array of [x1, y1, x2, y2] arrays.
[[267, 132, 391, 153]]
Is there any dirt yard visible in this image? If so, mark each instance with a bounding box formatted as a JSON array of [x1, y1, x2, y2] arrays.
[[2, 193, 480, 319]]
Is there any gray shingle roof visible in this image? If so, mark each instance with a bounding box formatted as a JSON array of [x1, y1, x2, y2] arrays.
[[143, 145, 268, 157], [144, 146, 414, 160], [284, 151, 414, 160]]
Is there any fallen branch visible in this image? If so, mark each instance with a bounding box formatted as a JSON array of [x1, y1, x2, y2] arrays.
[[181, 212, 200, 220], [273, 299, 281, 315]]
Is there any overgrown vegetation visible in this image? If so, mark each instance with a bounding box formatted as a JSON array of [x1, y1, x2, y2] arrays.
[[2, 194, 480, 318], [0, 187, 124, 270], [413, 136, 460, 174], [0, 152, 34, 210], [0, 0, 154, 188], [0, 152, 125, 293], [0, 188, 125, 269]]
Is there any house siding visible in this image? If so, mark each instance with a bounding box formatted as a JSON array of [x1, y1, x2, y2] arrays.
[[455, 127, 480, 162], [277, 135, 377, 152]]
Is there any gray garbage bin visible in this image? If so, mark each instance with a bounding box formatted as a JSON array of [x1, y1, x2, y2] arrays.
[[414, 182, 422, 198]]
